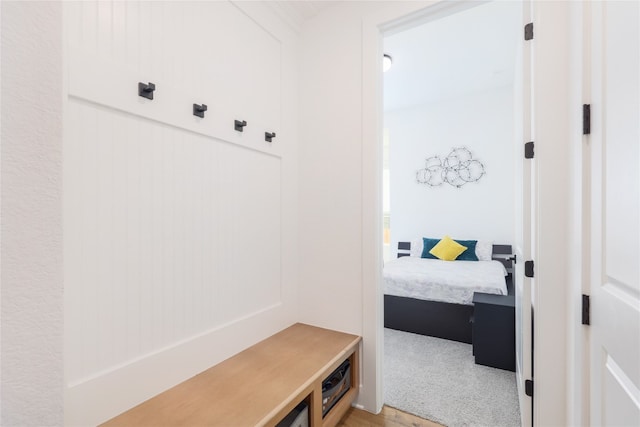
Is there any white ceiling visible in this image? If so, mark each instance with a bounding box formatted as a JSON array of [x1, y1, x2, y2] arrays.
[[268, 0, 339, 33], [384, 1, 522, 112]]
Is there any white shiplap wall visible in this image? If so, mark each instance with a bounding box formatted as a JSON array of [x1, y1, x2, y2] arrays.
[[65, 100, 282, 383], [63, 2, 296, 424]]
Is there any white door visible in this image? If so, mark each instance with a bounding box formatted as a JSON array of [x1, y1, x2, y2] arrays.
[[514, 2, 534, 426], [590, 1, 640, 425]]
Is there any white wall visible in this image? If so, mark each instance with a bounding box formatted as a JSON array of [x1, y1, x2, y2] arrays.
[[298, 3, 369, 334], [298, 0, 433, 412], [531, 2, 572, 424], [62, 2, 300, 424], [386, 86, 515, 254], [1, 1, 64, 425]]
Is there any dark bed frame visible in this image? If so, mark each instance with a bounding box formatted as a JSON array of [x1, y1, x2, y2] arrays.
[[384, 242, 514, 344]]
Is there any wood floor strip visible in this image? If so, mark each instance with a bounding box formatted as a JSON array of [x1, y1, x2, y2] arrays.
[[337, 405, 444, 427]]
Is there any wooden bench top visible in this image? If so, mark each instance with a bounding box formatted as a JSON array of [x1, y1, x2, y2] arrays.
[[101, 323, 361, 427]]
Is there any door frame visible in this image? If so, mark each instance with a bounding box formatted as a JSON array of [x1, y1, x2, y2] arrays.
[[518, 1, 534, 424], [360, 0, 576, 423], [565, 1, 591, 425]]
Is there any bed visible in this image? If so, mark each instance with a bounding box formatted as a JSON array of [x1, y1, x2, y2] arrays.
[[384, 241, 513, 344]]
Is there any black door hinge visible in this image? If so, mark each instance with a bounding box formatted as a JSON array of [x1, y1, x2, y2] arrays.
[[583, 104, 591, 135], [525, 23, 534, 41], [525, 141, 534, 159], [525, 260, 534, 278], [525, 379, 534, 397], [582, 294, 590, 325]]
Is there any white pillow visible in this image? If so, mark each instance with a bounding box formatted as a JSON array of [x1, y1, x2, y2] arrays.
[[476, 240, 493, 261], [410, 238, 423, 257]]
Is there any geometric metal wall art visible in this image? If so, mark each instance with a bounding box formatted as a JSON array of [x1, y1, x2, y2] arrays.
[[416, 147, 486, 188]]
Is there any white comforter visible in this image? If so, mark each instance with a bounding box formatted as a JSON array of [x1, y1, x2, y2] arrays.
[[383, 257, 507, 305]]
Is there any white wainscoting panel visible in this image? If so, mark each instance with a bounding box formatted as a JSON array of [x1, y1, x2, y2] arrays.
[[63, 1, 291, 424], [66, 1, 281, 131], [65, 98, 282, 386]]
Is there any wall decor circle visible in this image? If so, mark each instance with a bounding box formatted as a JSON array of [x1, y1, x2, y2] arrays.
[[416, 147, 486, 188]]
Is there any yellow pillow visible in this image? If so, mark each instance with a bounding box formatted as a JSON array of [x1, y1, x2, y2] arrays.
[[429, 236, 468, 261]]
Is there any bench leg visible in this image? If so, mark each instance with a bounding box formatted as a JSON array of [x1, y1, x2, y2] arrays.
[[309, 383, 323, 426]]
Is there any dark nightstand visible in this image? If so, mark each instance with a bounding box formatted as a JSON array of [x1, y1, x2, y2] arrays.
[[472, 292, 516, 371]]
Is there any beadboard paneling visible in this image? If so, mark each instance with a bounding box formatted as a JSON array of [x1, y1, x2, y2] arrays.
[[63, 1, 291, 424], [66, 0, 281, 157], [65, 97, 282, 386]]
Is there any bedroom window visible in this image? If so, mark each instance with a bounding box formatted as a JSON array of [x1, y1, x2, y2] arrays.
[[383, 128, 391, 262]]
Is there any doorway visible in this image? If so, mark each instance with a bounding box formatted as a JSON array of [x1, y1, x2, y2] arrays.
[[380, 1, 525, 425]]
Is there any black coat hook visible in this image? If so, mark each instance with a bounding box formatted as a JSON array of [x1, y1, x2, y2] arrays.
[[265, 132, 276, 143], [234, 120, 247, 132], [193, 103, 207, 118], [138, 82, 156, 100]]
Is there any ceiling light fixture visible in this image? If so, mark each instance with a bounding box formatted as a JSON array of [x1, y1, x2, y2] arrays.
[[383, 54, 393, 72]]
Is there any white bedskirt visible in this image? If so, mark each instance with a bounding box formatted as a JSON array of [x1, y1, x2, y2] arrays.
[[383, 257, 507, 306]]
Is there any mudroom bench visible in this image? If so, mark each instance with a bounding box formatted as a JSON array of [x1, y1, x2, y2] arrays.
[[101, 323, 361, 427]]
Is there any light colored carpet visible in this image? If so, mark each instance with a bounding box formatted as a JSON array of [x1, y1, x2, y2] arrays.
[[384, 328, 521, 427]]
